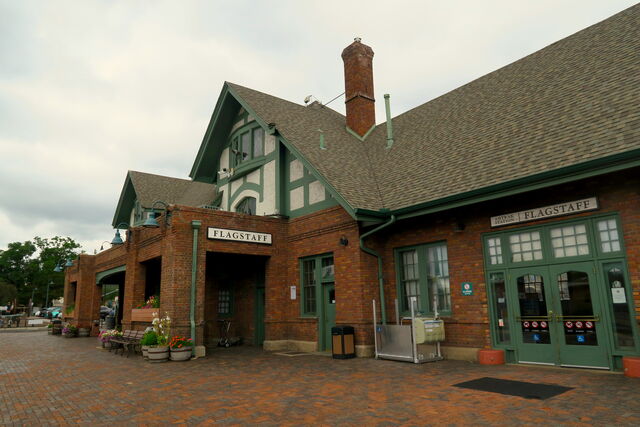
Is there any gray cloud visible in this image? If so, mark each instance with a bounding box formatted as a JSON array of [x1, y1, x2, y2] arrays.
[[0, 0, 635, 252]]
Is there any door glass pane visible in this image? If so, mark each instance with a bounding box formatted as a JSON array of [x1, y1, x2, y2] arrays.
[[510, 232, 543, 262], [598, 219, 621, 253], [427, 245, 450, 312], [557, 271, 598, 346], [517, 274, 550, 344], [490, 273, 510, 344], [550, 224, 589, 258], [321, 257, 334, 280], [604, 263, 635, 348], [328, 287, 335, 304]]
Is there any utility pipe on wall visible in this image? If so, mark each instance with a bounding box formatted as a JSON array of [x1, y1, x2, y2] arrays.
[[190, 220, 201, 354], [359, 214, 396, 324]]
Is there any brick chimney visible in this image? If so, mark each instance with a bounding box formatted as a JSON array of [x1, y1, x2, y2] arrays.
[[342, 38, 375, 137]]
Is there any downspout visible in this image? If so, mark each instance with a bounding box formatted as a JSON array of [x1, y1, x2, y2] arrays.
[[359, 214, 396, 324], [190, 220, 201, 354]]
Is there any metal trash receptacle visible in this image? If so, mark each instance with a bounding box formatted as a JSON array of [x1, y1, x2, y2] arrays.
[[332, 325, 356, 359]]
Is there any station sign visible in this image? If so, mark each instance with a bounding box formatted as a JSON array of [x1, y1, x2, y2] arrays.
[[207, 227, 272, 245], [490, 197, 598, 227]]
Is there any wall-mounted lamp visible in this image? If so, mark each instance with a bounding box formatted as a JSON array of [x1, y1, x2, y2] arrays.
[[99, 241, 111, 251], [339, 235, 349, 246], [111, 222, 130, 244], [454, 221, 466, 232], [143, 201, 169, 228], [53, 258, 74, 272]]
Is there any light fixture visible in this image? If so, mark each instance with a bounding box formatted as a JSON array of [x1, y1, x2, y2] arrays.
[[53, 258, 74, 272], [339, 236, 349, 246], [111, 223, 130, 244], [99, 241, 111, 251], [143, 201, 169, 228], [454, 221, 465, 232]]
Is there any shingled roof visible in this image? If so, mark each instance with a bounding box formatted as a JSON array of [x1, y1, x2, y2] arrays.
[[128, 171, 216, 209], [227, 4, 640, 214]]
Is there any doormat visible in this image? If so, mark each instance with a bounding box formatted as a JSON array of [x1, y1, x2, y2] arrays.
[[453, 377, 573, 400], [274, 351, 313, 357]]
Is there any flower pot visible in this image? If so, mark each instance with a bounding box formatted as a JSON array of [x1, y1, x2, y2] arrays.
[[78, 328, 90, 337], [170, 347, 193, 361], [147, 346, 169, 363], [142, 345, 150, 358]]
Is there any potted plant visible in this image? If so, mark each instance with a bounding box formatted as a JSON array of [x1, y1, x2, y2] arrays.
[[98, 329, 120, 349], [64, 304, 75, 318], [147, 312, 171, 363], [131, 296, 160, 322], [140, 330, 158, 358], [47, 324, 53, 335], [62, 324, 78, 337], [169, 336, 193, 361]]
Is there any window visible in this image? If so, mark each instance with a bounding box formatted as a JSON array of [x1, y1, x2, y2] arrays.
[[509, 231, 543, 262], [300, 254, 334, 316], [487, 237, 503, 265], [397, 243, 450, 314], [489, 272, 510, 344], [218, 288, 231, 316], [598, 219, 621, 253], [235, 197, 256, 215], [230, 126, 265, 168], [550, 224, 589, 258]]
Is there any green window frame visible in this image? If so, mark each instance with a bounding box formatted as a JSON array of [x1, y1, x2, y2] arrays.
[[300, 254, 334, 316], [395, 242, 451, 316], [230, 124, 265, 169]]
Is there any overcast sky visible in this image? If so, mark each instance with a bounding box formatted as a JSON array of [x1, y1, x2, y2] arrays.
[[0, 0, 636, 254]]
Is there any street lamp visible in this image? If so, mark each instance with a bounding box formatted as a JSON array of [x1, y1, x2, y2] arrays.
[[45, 280, 53, 309], [143, 201, 169, 228], [111, 223, 130, 245]]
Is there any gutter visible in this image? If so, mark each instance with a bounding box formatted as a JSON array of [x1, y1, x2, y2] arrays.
[[190, 220, 201, 355], [359, 214, 396, 324]]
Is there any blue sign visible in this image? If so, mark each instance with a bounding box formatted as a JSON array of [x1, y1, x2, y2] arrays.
[[461, 282, 473, 296], [533, 334, 541, 342], [577, 335, 585, 343], [376, 326, 382, 333]]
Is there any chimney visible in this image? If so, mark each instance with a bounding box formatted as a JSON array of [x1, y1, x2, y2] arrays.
[[342, 38, 375, 137]]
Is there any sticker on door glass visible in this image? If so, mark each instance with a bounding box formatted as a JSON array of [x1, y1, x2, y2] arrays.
[[611, 288, 626, 304]]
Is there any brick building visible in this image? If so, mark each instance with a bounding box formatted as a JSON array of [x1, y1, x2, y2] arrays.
[[65, 5, 640, 369]]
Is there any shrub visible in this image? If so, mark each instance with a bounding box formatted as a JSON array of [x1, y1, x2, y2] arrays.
[[141, 330, 158, 346]]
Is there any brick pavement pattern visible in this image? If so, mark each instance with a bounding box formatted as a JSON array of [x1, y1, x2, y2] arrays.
[[1, 332, 640, 426]]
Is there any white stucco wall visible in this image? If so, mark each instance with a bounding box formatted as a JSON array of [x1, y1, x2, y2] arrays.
[[308, 180, 326, 205], [220, 147, 229, 171], [262, 160, 276, 214], [290, 159, 304, 182], [290, 187, 304, 210], [265, 134, 276, 155], [246, 169, 260, 185]]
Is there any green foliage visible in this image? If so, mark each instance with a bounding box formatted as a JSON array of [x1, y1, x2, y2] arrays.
[[0, 236, 81, 305], [0, 280, 17, 305], [65, 304, 75, 315], [141, 331, 158, 346]]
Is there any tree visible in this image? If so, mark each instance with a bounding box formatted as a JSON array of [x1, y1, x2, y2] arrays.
[[0, 236, 81, 306]]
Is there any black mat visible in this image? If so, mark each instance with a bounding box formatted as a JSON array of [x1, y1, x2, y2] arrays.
[[453, 377, 573, 400]]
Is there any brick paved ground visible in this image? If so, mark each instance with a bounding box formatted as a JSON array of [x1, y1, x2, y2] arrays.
[[1, 332, 640, 426]]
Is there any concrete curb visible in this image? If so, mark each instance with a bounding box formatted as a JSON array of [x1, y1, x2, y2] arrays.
[[0, 327, 48, 333]]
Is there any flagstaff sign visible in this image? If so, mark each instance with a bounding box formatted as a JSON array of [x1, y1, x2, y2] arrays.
[[490, 197, 598, 227], [207, 227, 272, 244]]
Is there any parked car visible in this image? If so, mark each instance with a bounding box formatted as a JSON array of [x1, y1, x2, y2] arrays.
[[47, 307, 63, 319], [100, 306, 114, 319]]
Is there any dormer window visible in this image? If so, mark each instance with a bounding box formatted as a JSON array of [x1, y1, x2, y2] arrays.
[[231, 126, 265, 168], [235, 197, 256, 215]]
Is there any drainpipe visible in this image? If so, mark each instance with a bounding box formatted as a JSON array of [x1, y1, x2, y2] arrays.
[[359, 214, 396, 324], [190, 220, 201, 354], [384, 94, 394, 149]]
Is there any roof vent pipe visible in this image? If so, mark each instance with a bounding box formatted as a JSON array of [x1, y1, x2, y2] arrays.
[[384, 94, 394, 149]]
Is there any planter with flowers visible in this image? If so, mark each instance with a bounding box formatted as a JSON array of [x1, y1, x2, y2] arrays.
[[62, 324, 78, 338], [140, 330, 158, 358], [47, 324, 53, 335], [98, 329, 122, 349], [147, 312, 171, 363], [131, 296, 160, 322], [169, 336, 193, 361]]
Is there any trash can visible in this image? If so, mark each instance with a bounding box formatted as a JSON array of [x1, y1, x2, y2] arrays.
[[331, 325, 355, 359]]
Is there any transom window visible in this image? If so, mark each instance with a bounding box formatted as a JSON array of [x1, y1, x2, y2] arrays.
[[598, 219, 621, 253], [235, 197, 256, 215], [487, 237, 503, 265], [230, 126, 265, 168], [550, 224, 589, 258], [397, 243, 450, 315], [509, 231, 543, 262]]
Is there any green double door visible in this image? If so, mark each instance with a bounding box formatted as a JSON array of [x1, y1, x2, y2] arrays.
[[512, 262, 609, 368]]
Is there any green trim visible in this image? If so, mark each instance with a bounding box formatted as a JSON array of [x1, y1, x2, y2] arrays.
[[96, 265, 126, 283], [231, 156, 266, 180], [229, 182, 262, 210], [345, 124, 376, 141], [112, 174, 136, 227], [284, 149, 339, 217]]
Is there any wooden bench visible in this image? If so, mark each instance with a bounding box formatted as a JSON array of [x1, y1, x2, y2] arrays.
[[110, 330, 145, 357]]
